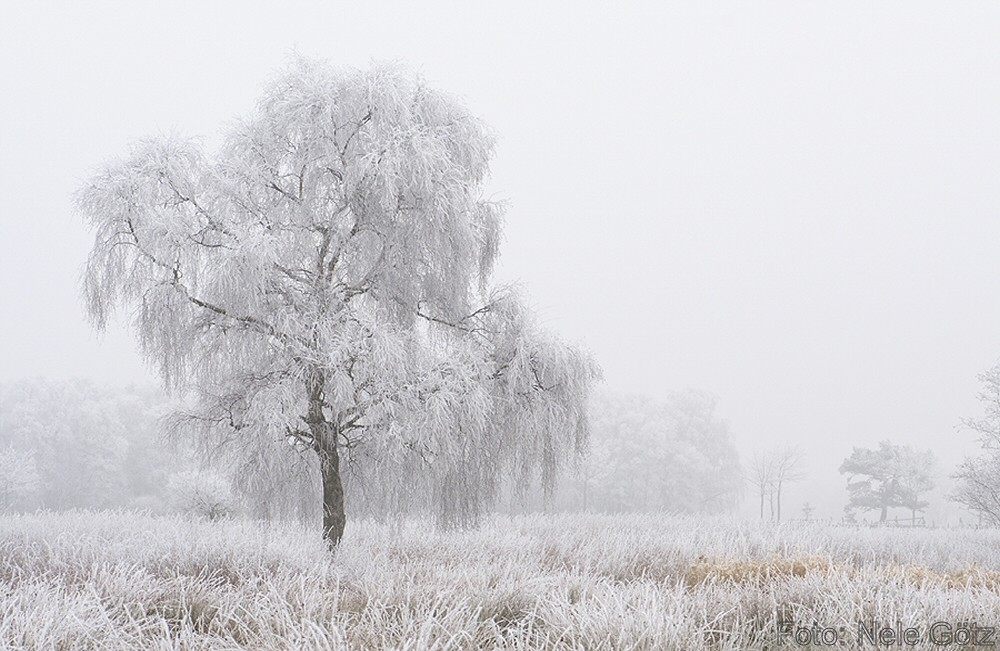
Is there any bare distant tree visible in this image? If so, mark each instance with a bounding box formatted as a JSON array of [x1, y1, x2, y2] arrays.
[[77, 58, 599, 547], [747, 452, 775, 521], [772, 444, 805, 522], [746, 445, 804, 522]]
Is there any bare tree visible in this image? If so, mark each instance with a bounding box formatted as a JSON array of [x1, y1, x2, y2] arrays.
[[747, 452, 775, 521], [952, 454, 1000, 525], [772, 444, 805, 522], [953, 364, 1000, 524], [77, 58, 599, 547], [746, 445, 804, 522], [962, 364, 1000, 449]]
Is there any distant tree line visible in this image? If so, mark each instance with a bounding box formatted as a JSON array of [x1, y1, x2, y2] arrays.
[[506, 389, 743, 515], [0, 379, 227, 517], [0, 381, 745, 520], [14, 372, 1000, 526]]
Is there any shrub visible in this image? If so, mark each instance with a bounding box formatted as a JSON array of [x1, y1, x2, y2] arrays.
[[166, 471, 236, 521]]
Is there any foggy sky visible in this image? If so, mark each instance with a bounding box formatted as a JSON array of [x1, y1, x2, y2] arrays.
[[2, 1, 999, 520]]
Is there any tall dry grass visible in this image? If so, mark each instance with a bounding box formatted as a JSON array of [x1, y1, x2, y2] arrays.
[[1, 511, 999, 649]]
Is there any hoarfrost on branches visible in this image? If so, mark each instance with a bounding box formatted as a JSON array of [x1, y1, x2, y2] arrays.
[[77, 57, 600, 546], [953, 364, 1000, 524]]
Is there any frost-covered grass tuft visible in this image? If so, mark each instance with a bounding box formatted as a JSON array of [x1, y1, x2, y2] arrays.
[[2, 511, 1000, 649]]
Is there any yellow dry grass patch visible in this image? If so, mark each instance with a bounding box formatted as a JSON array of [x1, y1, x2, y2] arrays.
[[683, 555, 840, 588], [887, 565, 1000, 591], [685, 555, 1000, 594]]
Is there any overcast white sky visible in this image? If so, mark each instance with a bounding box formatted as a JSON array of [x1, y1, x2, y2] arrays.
[[2, 1, 999, 519]]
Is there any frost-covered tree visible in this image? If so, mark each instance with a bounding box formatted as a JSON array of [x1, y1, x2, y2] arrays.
[[961, 362, 1000, 448], [952, 454, 1000, 525], [952, 364, 1000, 524], [77, 58, 599, 547], [839, 441, 935, 523]]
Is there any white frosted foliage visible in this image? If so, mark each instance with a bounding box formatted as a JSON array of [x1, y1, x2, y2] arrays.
[[78, 57, 599, 529]]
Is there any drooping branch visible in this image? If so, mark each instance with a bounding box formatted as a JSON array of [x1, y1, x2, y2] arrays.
[[77, 58, 599, 542]]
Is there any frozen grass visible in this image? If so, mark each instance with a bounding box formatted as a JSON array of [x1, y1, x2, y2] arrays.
[[2, 511, 1000, 649]]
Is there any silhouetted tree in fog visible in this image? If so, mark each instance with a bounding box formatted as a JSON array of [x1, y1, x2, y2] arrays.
[[840, 441, 935, 523]]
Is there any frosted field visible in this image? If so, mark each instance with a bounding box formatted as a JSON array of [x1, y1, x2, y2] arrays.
[[3, 512, 1000, 650]]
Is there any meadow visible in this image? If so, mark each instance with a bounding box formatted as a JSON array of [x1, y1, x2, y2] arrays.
[[2, 511, 1000, 650]]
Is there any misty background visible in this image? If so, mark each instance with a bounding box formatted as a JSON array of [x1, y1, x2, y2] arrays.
[[2, 2, 999, 522]]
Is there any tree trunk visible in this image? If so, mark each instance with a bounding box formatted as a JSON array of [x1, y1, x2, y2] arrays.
[[306, 372, 346, 549], [319, 441, 345, 548], [879, 504, 887, 523], [759, 490, 765, 520], [776, 482, 782, 522]]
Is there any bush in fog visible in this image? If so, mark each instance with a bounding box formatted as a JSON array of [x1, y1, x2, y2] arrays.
[[167, 470, 237, 521]]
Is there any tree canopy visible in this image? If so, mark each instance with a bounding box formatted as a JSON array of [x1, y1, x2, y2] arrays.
[[77, 58, 599, 545]]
